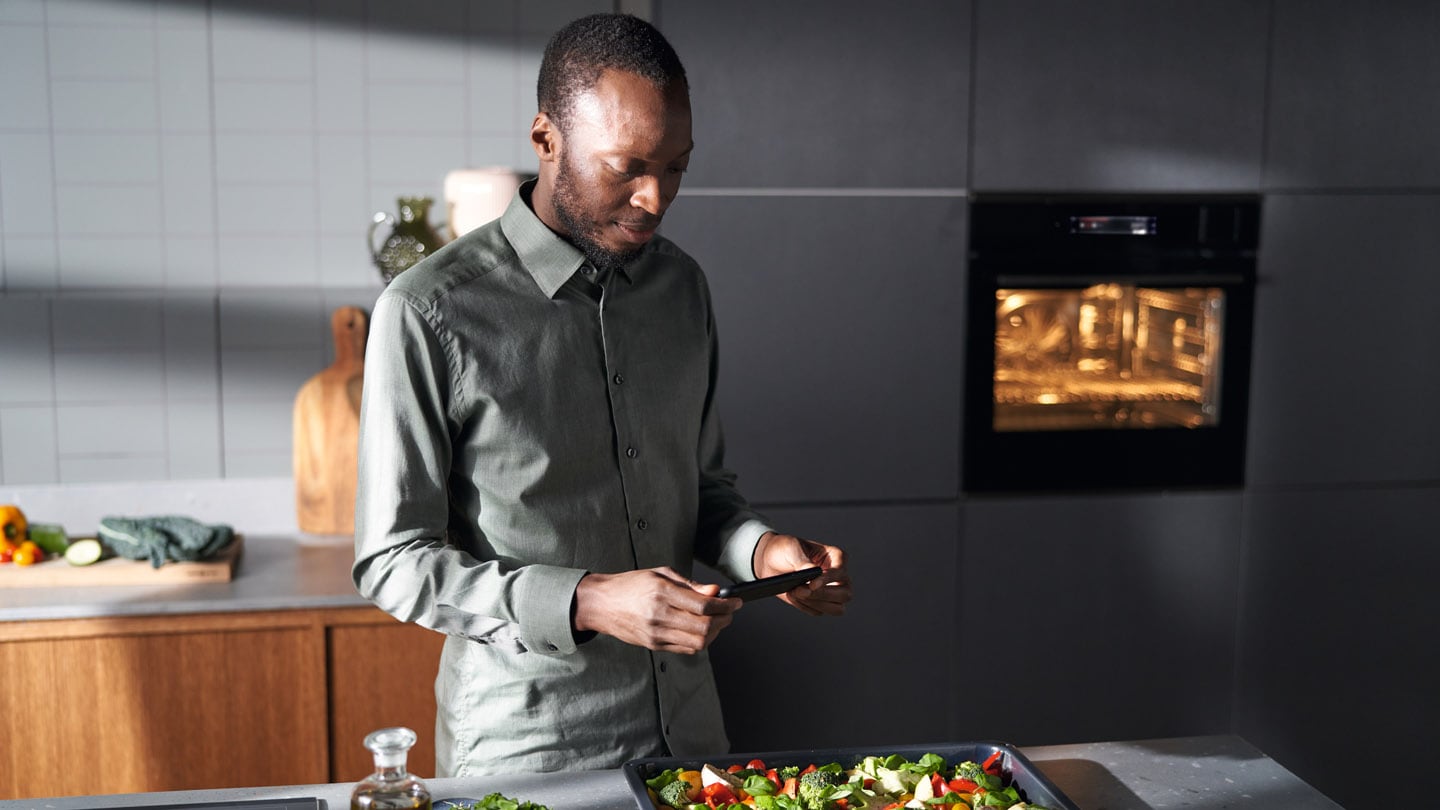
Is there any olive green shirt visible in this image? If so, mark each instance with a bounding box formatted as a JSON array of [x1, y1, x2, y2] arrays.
[[353, 182, 772, 776]]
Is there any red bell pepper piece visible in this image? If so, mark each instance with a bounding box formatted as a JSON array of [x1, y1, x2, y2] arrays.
[[931, 773, 946, 798], [800, 764, 817, 776], [949, 778, 980, 793], [782, 777, 799, 798], [703, 782, 738, 806]]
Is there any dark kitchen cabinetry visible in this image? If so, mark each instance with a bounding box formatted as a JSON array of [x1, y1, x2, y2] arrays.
[[0, 607, 442, 800]]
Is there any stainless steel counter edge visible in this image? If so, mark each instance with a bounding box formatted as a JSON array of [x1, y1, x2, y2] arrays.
[[0, 535, 368, 622], [0, 736, 1343, 810]]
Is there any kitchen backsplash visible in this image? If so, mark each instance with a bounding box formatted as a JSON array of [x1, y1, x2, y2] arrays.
[[0, 0, 609, 485]]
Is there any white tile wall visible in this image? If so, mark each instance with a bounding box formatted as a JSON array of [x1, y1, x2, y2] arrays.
[[0, 0, 561, 484]]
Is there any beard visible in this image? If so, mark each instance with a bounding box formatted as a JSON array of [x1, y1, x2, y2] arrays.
[[552, 153, 643, 276]]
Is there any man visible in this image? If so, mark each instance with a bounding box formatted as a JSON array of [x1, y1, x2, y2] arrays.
[[354, 13, 852, 777]]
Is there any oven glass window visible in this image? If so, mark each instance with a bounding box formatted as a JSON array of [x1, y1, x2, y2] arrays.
[[994, 284, 1226, 431]]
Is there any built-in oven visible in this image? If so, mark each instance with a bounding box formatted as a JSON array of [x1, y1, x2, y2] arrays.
[[963, 194, 1259, 492]]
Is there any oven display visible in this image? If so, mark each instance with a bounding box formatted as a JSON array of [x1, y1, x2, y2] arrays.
[[1069, 215, 1157, 235], [994, 284, 1225, 432]]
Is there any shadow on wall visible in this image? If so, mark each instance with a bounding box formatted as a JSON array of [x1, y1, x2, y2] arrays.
[[0, 288, 380, 486]]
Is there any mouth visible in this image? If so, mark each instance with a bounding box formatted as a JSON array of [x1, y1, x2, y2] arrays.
[[614, 220, 660, 245]]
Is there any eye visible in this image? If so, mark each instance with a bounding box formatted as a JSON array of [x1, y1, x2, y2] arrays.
[[609, 163, 642, 179]]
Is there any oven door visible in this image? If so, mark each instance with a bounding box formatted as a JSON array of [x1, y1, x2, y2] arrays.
[[962, 196, 1258, 493]]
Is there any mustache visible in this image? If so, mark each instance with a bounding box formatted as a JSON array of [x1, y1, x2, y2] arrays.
[[617, 216, 662, 230]]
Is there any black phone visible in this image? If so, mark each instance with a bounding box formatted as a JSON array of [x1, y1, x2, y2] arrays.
[[716, 566, 824, 601]]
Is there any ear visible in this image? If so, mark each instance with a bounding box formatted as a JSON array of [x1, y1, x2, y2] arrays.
[[530, 112, 560, 164]]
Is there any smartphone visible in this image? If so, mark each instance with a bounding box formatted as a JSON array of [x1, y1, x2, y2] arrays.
[[716, 566, 823, 601]]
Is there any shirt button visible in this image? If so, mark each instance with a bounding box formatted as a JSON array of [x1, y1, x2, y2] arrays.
[[659, 661, 668, 673], [581, 265, 595, 276], [626, 446, 637, 458], [613, 373, 625, 385], [636, 518, 649, 530]]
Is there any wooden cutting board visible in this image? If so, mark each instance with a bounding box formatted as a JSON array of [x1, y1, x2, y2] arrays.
[[293, 306, 367, 536], [0, 535, 243, 588]]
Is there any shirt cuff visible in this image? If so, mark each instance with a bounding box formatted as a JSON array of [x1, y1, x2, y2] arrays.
[[513, 564, 589, 656], [715, 518, 775, 582]]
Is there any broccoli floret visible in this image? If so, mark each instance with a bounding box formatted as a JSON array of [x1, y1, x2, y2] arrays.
[[658, 779, 696, 809], [953, 762, 1003, 792], [778, 765, 802, 780], [797, 770, 845, 810]]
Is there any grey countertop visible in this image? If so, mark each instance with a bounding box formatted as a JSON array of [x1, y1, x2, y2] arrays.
[[0, 735, 1341, 809], [0, 535, 366, 622]]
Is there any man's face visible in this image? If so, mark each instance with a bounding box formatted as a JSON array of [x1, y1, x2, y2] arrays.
[[549, 69, 693, 273]]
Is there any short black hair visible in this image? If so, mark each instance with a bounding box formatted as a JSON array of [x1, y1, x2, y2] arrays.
[[537, 13, 687, 131]]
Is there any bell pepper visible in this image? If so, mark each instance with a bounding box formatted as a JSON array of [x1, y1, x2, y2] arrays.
[[702, 782, 738, 807], [0, 504, 26, 543], [981, 750, 1003, 777]]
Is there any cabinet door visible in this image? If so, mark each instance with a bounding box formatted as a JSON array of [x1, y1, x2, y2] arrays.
[[328, 620, 446, 781], [0, 625, 328, 799]]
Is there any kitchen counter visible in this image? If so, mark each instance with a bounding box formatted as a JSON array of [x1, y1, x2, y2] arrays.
[[0, 735, 1341, 809], [0, 534, 364, 622]]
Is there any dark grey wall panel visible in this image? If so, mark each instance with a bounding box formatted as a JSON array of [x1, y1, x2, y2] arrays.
[[663, 193, 966, 504], [1266, 1, 1440, 189], [1237, 486, 1440, 809], [1247, 195, 1440, 486], [957, 491, 1240, 745], [972, 0, 1268, 191], [704, 502, 960, 751], [657, 0, 970, 188]]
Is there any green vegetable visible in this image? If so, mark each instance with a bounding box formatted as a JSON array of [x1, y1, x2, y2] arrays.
[[448, 794, 549, 810], [28, 523, 69, 554], [797, 770, 845, 810], [975, 786, 1022, 807], [904, 753, 947, 776], [955, 761, 1004, 792], [778, 765, 802, 780], [658, 779, 696, 809], [646, 768, 681, 791], [64, 538, 104, 567], [743, 774, 778, 796]]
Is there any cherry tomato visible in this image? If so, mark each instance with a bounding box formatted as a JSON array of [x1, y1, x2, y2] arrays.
[[13, 544, 39, 566]]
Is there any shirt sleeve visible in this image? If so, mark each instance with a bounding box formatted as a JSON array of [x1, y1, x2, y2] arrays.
[[352, 291, 587, 656], [691, 275, 776, 582]]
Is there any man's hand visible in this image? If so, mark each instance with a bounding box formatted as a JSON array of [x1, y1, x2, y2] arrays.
[[753, 532, 852, 617], [573, 567, 741, 654]]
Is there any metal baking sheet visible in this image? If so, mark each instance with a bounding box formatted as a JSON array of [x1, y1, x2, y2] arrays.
[[623, 741, 1079, 810]]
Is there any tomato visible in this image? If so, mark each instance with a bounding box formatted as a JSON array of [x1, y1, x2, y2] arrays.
[[931, 773, 947, 797], [727, 764, 744, 774], [781, 777, 799, 798], [13, 544, 39, 566], [0, 547, 12, 563], [765, 769, 781, 790], [746, 759, 767, 771]]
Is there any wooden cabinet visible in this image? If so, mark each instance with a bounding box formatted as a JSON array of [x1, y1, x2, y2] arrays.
[[0, 607, 443, 800]]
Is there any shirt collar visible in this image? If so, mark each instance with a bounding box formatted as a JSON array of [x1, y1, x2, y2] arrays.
[[501, 179, 640, 299]]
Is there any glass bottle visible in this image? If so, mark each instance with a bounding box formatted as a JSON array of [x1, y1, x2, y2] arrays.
[[368, 197, 447, 284], [351, 726, 432, 810]]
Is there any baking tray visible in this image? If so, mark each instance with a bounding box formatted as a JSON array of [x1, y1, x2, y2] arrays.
[[623, 741, 1079, 810]]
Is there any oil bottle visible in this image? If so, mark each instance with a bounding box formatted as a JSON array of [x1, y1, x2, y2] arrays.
[[351, 726, 432, 810]]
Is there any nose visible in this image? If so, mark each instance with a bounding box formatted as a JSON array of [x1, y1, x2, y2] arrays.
[[629, 173, 675, 217]]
